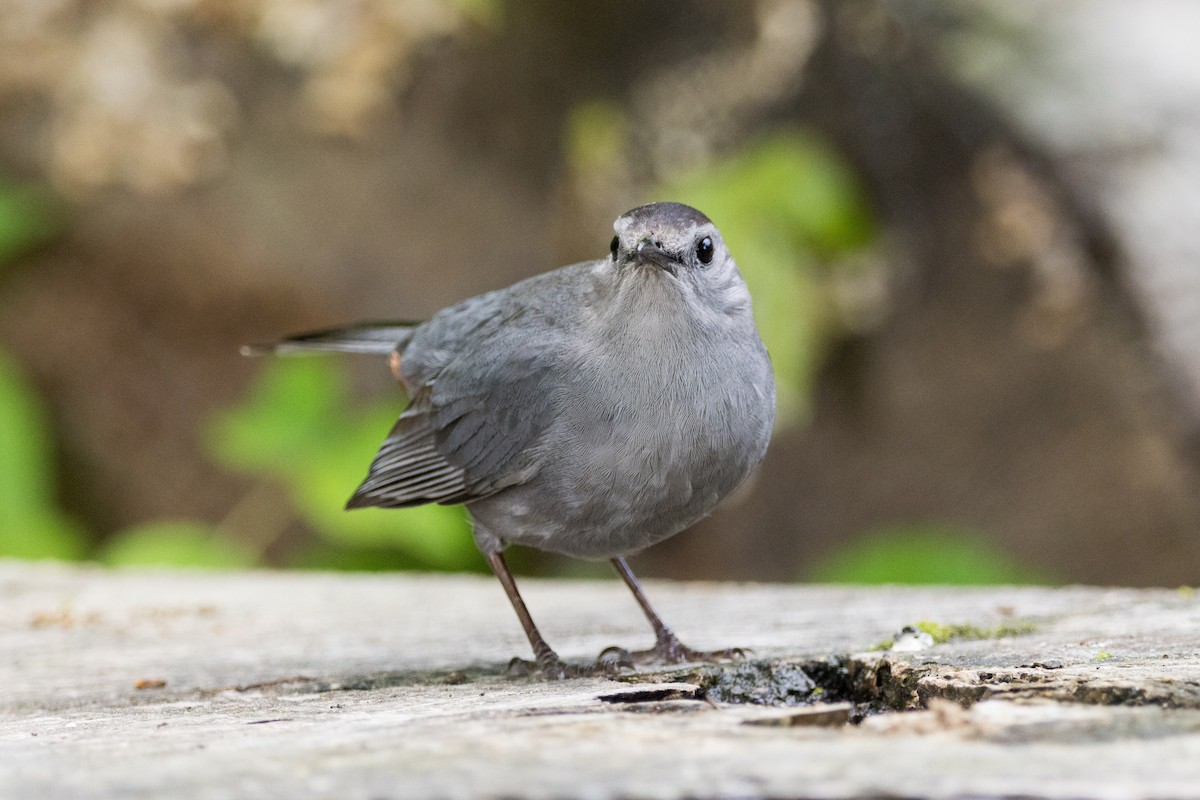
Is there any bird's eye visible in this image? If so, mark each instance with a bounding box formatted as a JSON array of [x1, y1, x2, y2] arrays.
[[696, 236, 714, 265], [610, 235, 620, 261]]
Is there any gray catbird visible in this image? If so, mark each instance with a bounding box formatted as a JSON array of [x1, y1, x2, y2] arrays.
[[245, 202, 775, 677]]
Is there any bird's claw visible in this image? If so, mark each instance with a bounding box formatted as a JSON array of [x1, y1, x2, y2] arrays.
[[596, 637, 748, 667], [596, 646, 637, 673], [506, 654, 587, 680], [649, 637, 748, 665]]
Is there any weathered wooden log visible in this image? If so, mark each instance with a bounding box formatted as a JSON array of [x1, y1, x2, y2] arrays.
[[3, 561, 1199, 798]]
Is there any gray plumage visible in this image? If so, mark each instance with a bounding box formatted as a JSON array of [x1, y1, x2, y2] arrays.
[[250, 201, 775, 672]]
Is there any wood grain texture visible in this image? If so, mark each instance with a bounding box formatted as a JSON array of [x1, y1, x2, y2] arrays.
[[3, 561, 1199, 799]]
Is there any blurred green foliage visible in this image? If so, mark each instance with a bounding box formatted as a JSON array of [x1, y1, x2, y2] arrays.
[[0, 178, 83, 559], [0, 180, 61, 268], [808, 524, 1048, 585], [0, 352, 87, 560], [0, 346, 255, 568], [208, 357, 478, 571], [100, 520, 254, 568], [664, 132, 877, 427]]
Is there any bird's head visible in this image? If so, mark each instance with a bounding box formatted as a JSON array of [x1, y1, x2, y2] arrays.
[[608, 202, 750, 320]]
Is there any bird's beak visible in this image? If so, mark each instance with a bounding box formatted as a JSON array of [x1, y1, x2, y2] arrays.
[[633, 237, 679, 275]]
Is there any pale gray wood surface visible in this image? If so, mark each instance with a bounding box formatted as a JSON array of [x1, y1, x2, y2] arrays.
[[3, 560, 1199, 799]]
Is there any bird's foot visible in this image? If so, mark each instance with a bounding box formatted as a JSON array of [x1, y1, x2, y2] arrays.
[[506, 652, 587, 680], [507, 636, 746, 679], [598, 634, 748, 668]]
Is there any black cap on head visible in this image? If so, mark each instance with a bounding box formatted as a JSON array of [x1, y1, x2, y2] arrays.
[[620, 202, 712, 229]]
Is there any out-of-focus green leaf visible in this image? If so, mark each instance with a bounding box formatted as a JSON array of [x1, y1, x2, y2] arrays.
[[663, 131, 877, 427], [0, 351, 54, 521], [288, 403, 478, 570], [101, 520, 255, 569], [0, 186, 83, 561], [208, 357, 346, 473], [0, 510, 87, 560], [0, 181, 61, 267], [808, 524, 1048, 585], [299, 501, 478, 570], [208, 358, 476, 570], [0, 351, 88, 560]]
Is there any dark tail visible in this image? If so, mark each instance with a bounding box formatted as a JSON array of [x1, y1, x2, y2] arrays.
[[241, 321, 419, 357]]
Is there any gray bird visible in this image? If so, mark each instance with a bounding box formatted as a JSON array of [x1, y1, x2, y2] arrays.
[[245, 202, 775, 677]]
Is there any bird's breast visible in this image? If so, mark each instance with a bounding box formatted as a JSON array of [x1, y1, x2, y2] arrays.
[[529, 323, 771, 551]]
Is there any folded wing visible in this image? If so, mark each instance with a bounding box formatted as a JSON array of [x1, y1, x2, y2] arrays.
[[346, 297, 567, 509]]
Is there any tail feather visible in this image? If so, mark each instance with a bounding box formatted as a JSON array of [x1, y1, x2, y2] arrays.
[[241, 321, 418, 357]]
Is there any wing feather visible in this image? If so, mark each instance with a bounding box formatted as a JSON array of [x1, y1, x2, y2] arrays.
[[346, 392, 469, 508], [345, 264, 589, 510], [242, 321, 417, 356]]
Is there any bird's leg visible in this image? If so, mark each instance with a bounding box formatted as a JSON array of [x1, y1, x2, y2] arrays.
[[484, 551, 576, 679], [609, 557, 744, 664]]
